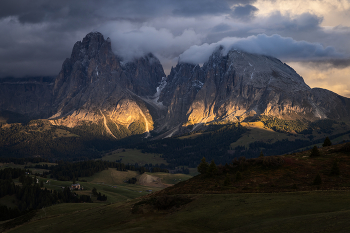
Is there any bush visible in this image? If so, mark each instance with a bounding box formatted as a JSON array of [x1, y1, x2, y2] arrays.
[[340, 142, 350, 153], [262, 156, 284, 168], [310, 146, 321, 157]]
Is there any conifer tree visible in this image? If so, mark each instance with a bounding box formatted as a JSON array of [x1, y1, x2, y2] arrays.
[[207, 160, 218, 177], [323, 137, 332, 147], [197, 157, 209, 174]]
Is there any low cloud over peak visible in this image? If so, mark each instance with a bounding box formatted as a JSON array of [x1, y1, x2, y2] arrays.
[[179, 34, 348, 65]]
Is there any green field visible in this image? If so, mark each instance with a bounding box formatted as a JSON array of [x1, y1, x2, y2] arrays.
[[102, 149, 167, 165], [230, 121, 350, 150], [37, 170, 164, 203], [6, 191, 350, 233]]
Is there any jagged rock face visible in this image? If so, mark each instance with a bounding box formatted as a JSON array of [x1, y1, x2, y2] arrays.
[[125, 53, 166, 96], [158, 63, 205, 128], [1, 32, 349, 139], [159, 48, 350, 129], [50, 32, 164, 134], [0, 77, 54, 119]]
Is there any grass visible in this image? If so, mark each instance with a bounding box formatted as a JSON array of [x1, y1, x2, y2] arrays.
[[102, 149, 167, 166], [40, 170, 163, 203], [6, 191, 350, 233], [230, 126, 293, 149], [230, 121, 350, 151], [4, 142, 350, 232]]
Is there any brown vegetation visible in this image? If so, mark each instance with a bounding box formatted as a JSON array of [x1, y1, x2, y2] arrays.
[[152, 142, 350, 195]]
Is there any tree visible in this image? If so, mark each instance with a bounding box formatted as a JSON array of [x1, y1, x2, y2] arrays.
[[92, 187, 98, 196], [259, 151, 264, 157], [224, 174, 230, 186], [322, 137, 332, 147], [207, 160, 218, 177], [330, 161, 340, 176], [235, 171, 242, 181], [310, 146, 321, 157], [72, 177, 76, 184], [197, 157, 209, 174]]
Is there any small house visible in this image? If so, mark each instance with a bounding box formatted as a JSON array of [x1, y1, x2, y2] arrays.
[[71, 183, 81, 190]]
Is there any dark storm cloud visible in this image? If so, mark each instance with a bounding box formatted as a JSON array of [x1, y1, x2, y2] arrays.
[[0, 0, 257, 24], [0, 0, 349, 78], [231, 4, 258, 20], [303, 58, 350, 70]]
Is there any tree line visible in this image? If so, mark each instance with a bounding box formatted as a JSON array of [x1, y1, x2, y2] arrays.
[[0, 167, 92, 221]]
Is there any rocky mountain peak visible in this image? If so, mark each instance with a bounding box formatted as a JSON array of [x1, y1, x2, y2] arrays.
[[1, 33, 349, 140]]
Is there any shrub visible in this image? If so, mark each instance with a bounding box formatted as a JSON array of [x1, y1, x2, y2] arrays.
[[310, 146, 321, 157], [262, 156, 284, 168], [340, 142, 350, 153]]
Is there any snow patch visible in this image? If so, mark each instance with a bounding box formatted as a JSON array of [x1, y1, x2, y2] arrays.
[[192, 80, 204, 89]]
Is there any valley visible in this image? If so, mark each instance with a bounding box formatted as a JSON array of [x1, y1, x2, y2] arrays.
[[2, 142, 350, 232], [1, 31, 350, 232]]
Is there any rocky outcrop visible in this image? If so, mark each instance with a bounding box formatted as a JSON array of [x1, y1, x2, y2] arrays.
[[49, 32, 165, 135], [156, 47, 350, 134]]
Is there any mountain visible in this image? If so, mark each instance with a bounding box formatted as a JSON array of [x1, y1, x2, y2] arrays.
[[0, 32, 349, 140], [157, 47, 350, 136], [49, 32, 165, 138]]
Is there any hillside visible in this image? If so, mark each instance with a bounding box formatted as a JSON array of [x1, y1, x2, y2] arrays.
[[2, 142, 350, 232], [154, 142, 350, 195]]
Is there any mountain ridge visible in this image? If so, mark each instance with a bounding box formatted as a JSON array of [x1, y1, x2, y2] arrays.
[[0, 32, 349, 139]]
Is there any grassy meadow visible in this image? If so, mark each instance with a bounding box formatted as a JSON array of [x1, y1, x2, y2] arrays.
[[5, 191, 350, 233]]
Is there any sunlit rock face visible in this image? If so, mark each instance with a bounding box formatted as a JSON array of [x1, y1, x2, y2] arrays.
[[157, 47, 350, 131], [0, 32, 349, 139], [50, 32, 164, 134]]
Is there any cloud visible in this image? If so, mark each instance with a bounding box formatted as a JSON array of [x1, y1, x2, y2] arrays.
[[100, 22, 203, 62], [231, 4, 258, 20], [179, 34, 348, 65]]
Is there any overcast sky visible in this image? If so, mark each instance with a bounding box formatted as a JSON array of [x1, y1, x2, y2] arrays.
[[1, 0, 350, 97]]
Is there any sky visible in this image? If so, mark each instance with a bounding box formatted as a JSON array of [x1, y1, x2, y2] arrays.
[[0, 0, 350, 97]]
